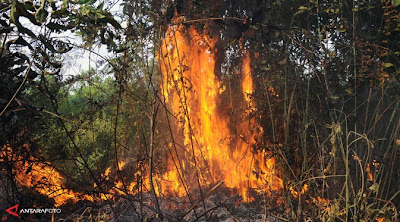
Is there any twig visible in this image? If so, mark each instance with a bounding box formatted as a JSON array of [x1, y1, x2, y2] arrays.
[[0, 33, 8, 57], [193, 204, 223, 222], [282, 32, 313, 54], [111, 45, 140, 220], [0, 62, 31, 118], [179, 17, 245, 24], [271, 214, 290, 221], [148, 98, 162, 217]]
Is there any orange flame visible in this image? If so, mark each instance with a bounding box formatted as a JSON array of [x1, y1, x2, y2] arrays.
[[1, 145, 92, 206], [2, 144, 184, 206], [160, 24, 283, 201], [290, 183, 309, 199], [366, 163, 374, 181]]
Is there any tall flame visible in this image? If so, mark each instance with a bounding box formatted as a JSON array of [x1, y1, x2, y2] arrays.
[[160, 25, 283, 201]]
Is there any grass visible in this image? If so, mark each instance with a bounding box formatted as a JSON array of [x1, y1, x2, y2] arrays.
[[271, 74, 400, 221]]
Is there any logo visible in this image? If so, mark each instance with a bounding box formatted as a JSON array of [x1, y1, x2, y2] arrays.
[[5, 204, 19, 217], [4, 204, 61, 217]]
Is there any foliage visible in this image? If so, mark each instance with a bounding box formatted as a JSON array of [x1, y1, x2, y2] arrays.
[[0, 0, 122, 208], [0, 0, 121, 145]]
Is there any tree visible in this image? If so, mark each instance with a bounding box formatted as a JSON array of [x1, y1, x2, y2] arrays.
[[0, 0, 121, 209]]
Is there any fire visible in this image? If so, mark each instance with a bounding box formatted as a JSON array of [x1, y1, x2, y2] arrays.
[[159, 24, 283, 201], [1, 23, 283, 207], [0, 145, 92, 206], [2, 143, 185, 206], [366, 163, 374, 181], [290, 183, 309, 199]]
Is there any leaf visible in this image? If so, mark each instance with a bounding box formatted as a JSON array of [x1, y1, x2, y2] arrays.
[[51, 9, 68, 18], [47, 22, 70, 31], [16, 2, 41, 26], [61, 0, 69, 11], [299, 6, 308, 10], [392, 0, 400, 7], [99, 16, 122, 28], [97, 2, 104, 9], [79, 5, 90, 15], [10, 3, 37, 38], [87, 11, 95, 20], [49, 0, 57, 10], [260, 66, 271, 71], [384, 62, 394, 68], [77, 0, 96, 4], [35, 0, 48, 24], [294, 6, 309, 16], [114, 47, 126, 53], [35, 8, 48, 24], [5, 36, 32, 50], [9, 4, 17, 24], [24, 1, 35, 11], [96, 12, 106, 19]]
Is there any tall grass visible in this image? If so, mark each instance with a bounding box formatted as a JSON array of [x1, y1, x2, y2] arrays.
[[271, 74, 399, 221]]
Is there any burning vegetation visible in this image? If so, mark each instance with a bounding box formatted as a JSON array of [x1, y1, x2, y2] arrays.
[[3, 23, 284, 208], [1, 0, 399, 221]]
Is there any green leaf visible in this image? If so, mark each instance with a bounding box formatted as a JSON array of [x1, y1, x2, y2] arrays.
[[10, 4, 17, 24], [79, 5, 90, 15], [35, 0, 48, 24], [96, 12, 106, 19], [97, 2, 104, 9], [77, 0, 96, 5], [392, 0, 400, 7], [61, 0, 69, 10], [299, 6, 308, 10], [51, 8, 68, 18], [35, 8, 48, 24], [384, 62, 394, 68], [260, 66, 271, 71]]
